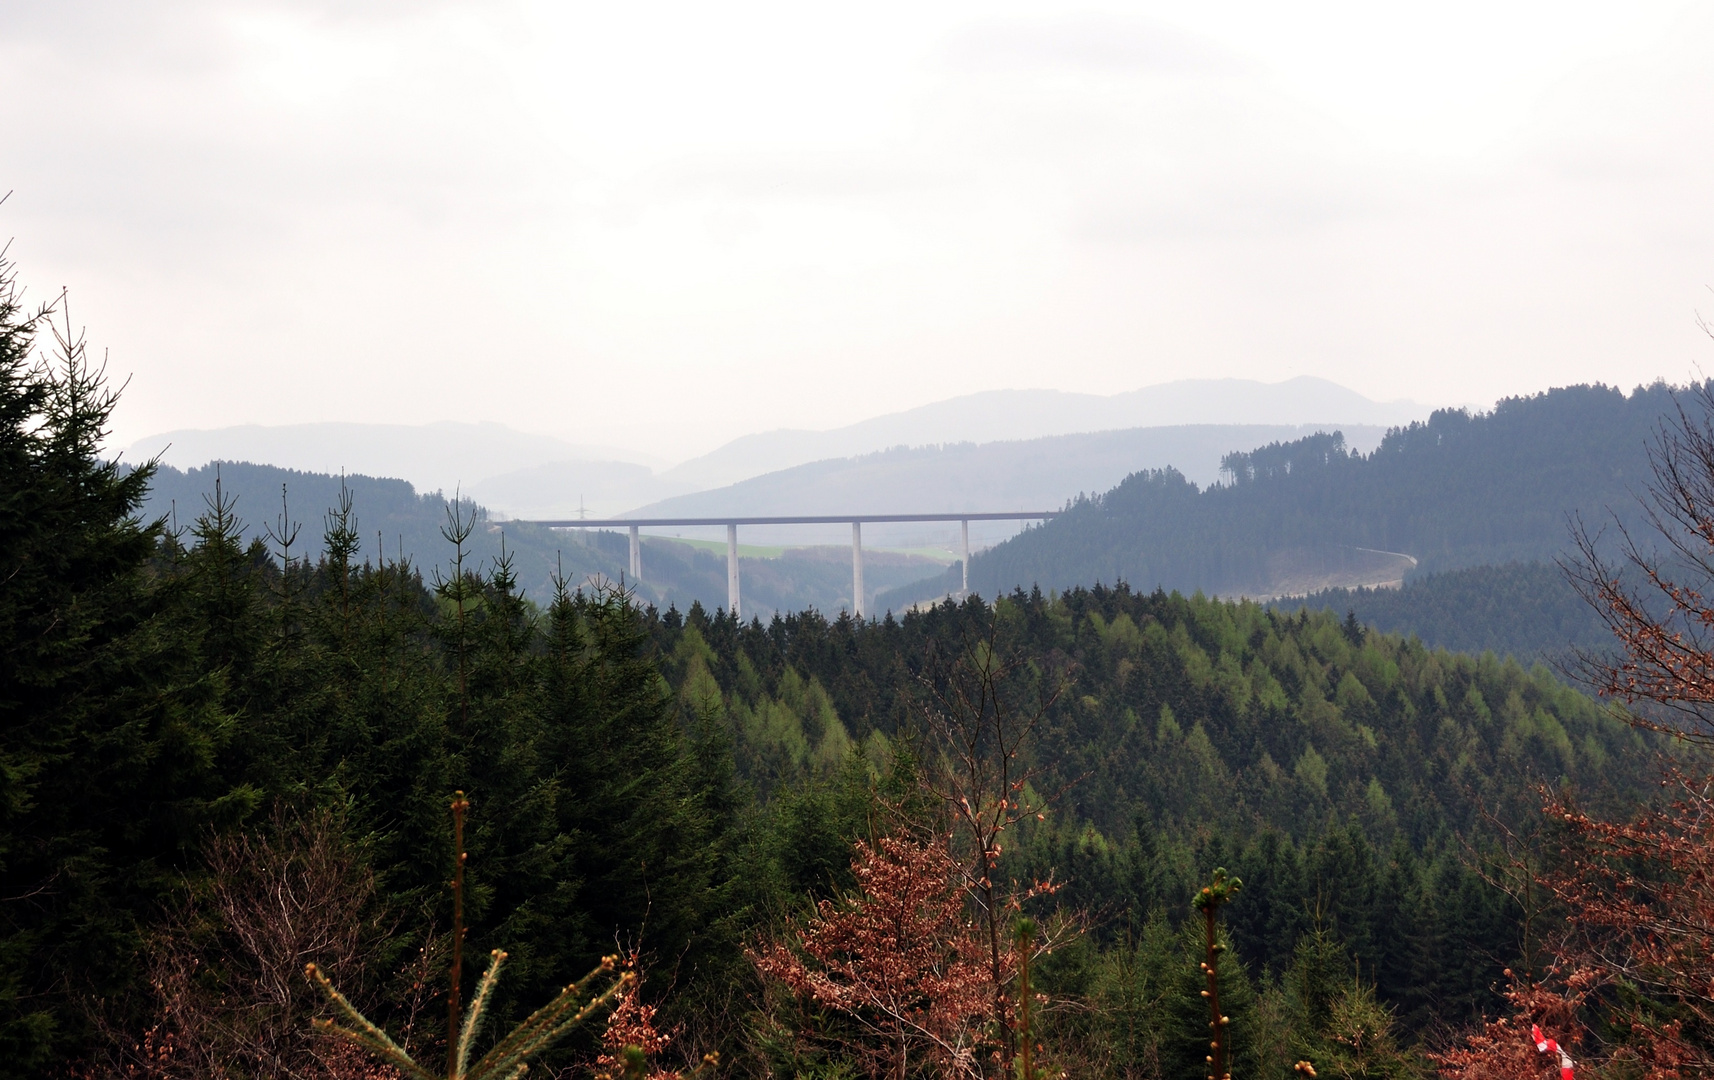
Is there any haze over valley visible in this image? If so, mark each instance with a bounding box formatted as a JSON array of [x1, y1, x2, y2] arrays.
[[127, 375, 1414, 607], [125, 372, 1669, 648], [127, 374, 1412, 524]]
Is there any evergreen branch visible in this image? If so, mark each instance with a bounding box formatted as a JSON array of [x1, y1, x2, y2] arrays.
[[544, 970, 634, 1043], [469, 985, 589, 1076], [468, 960, 628, 1080], [456, 949, 507, 1080], [303, 960, 423, 1076], [307, 790, 640, 1080], [310, 953, 630, 1080], [313, 1018, 439, 1080]]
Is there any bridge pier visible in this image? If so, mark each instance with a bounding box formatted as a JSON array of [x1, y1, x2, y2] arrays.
[[525, 512, 1057, 617], [960, 519, 969, 596], [727, 523, 740, 618], [851, 521, 864, 618]]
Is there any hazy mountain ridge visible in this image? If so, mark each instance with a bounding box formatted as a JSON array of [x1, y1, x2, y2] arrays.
[[124, 376, 1440, 614], [661, 376, 1426, 490], [126, 377, 1426, 521], [131, 382, 1652, 657], [126, 420, 663, 502], [136, 461, 954, 616], [470, 460, 695, 520]]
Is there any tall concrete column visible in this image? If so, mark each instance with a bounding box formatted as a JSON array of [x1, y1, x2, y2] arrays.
[[960, 519, 969, 595], [628, 525, 641, 581], [727, 523, 741, 618], [851, 521, 865, 619]]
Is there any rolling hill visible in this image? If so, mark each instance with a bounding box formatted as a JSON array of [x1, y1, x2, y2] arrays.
[[885, 382, 1678, 610], [126, 377, 1424, 524], [1280, 562, 1611, 665]]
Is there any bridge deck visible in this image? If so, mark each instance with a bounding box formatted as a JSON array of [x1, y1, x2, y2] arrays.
[[520, 511, 1058, 618], [522, 511, 1057, 528]]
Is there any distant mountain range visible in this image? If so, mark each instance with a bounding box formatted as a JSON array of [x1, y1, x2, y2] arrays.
[[468, 461, 694, 520], [125, 421, 663, 503], [655, 376, 1426, 491], [128, 380, 1682, 664], [125, 376, 1428, 520]]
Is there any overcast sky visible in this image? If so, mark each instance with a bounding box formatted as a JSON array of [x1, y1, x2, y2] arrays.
[[2, 1, 1711, 461]]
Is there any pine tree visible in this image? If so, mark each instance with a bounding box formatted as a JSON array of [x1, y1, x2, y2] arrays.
[[1190, 868, 1245, 1080], [1165, 919, 1259, 1080], [0, 279, 241, 1073]]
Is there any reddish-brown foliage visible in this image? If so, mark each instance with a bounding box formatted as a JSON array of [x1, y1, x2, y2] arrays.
[[1551, 775, 1714, 1075], [596, 956, 684, 1080], [1435, 772, 1714, 1080], [1432, 970, 1590, 1080], [1439, 388, 1714, 1080], [752, 835, 1000, 1080], [916, 626, 1075, 1071]]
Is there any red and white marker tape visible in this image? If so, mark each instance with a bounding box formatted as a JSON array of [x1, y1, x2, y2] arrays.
[[1532, 1025, 1574, 1080]]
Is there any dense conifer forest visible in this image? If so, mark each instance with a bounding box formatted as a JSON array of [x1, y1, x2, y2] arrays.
[[656, 585, 1652, 1027], [1282, 563, 1609, 664], [0, 256, 1690, 1080]]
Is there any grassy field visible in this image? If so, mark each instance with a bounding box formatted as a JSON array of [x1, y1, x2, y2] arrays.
[[647, 537, 957, 563], [646, 536, 788, 559]]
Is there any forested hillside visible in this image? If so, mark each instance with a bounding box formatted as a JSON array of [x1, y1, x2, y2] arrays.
[[1283, 563, 1610, 664], [658, 587, 1655, 1035], [140, 460, 614, 597], [892, 383, 1677, 604]]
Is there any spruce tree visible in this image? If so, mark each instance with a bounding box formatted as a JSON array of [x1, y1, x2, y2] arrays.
[[1285, 930, 1422, 1080], [1166, 919, 1259, 1080], [0, 277, 240, 1073]]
